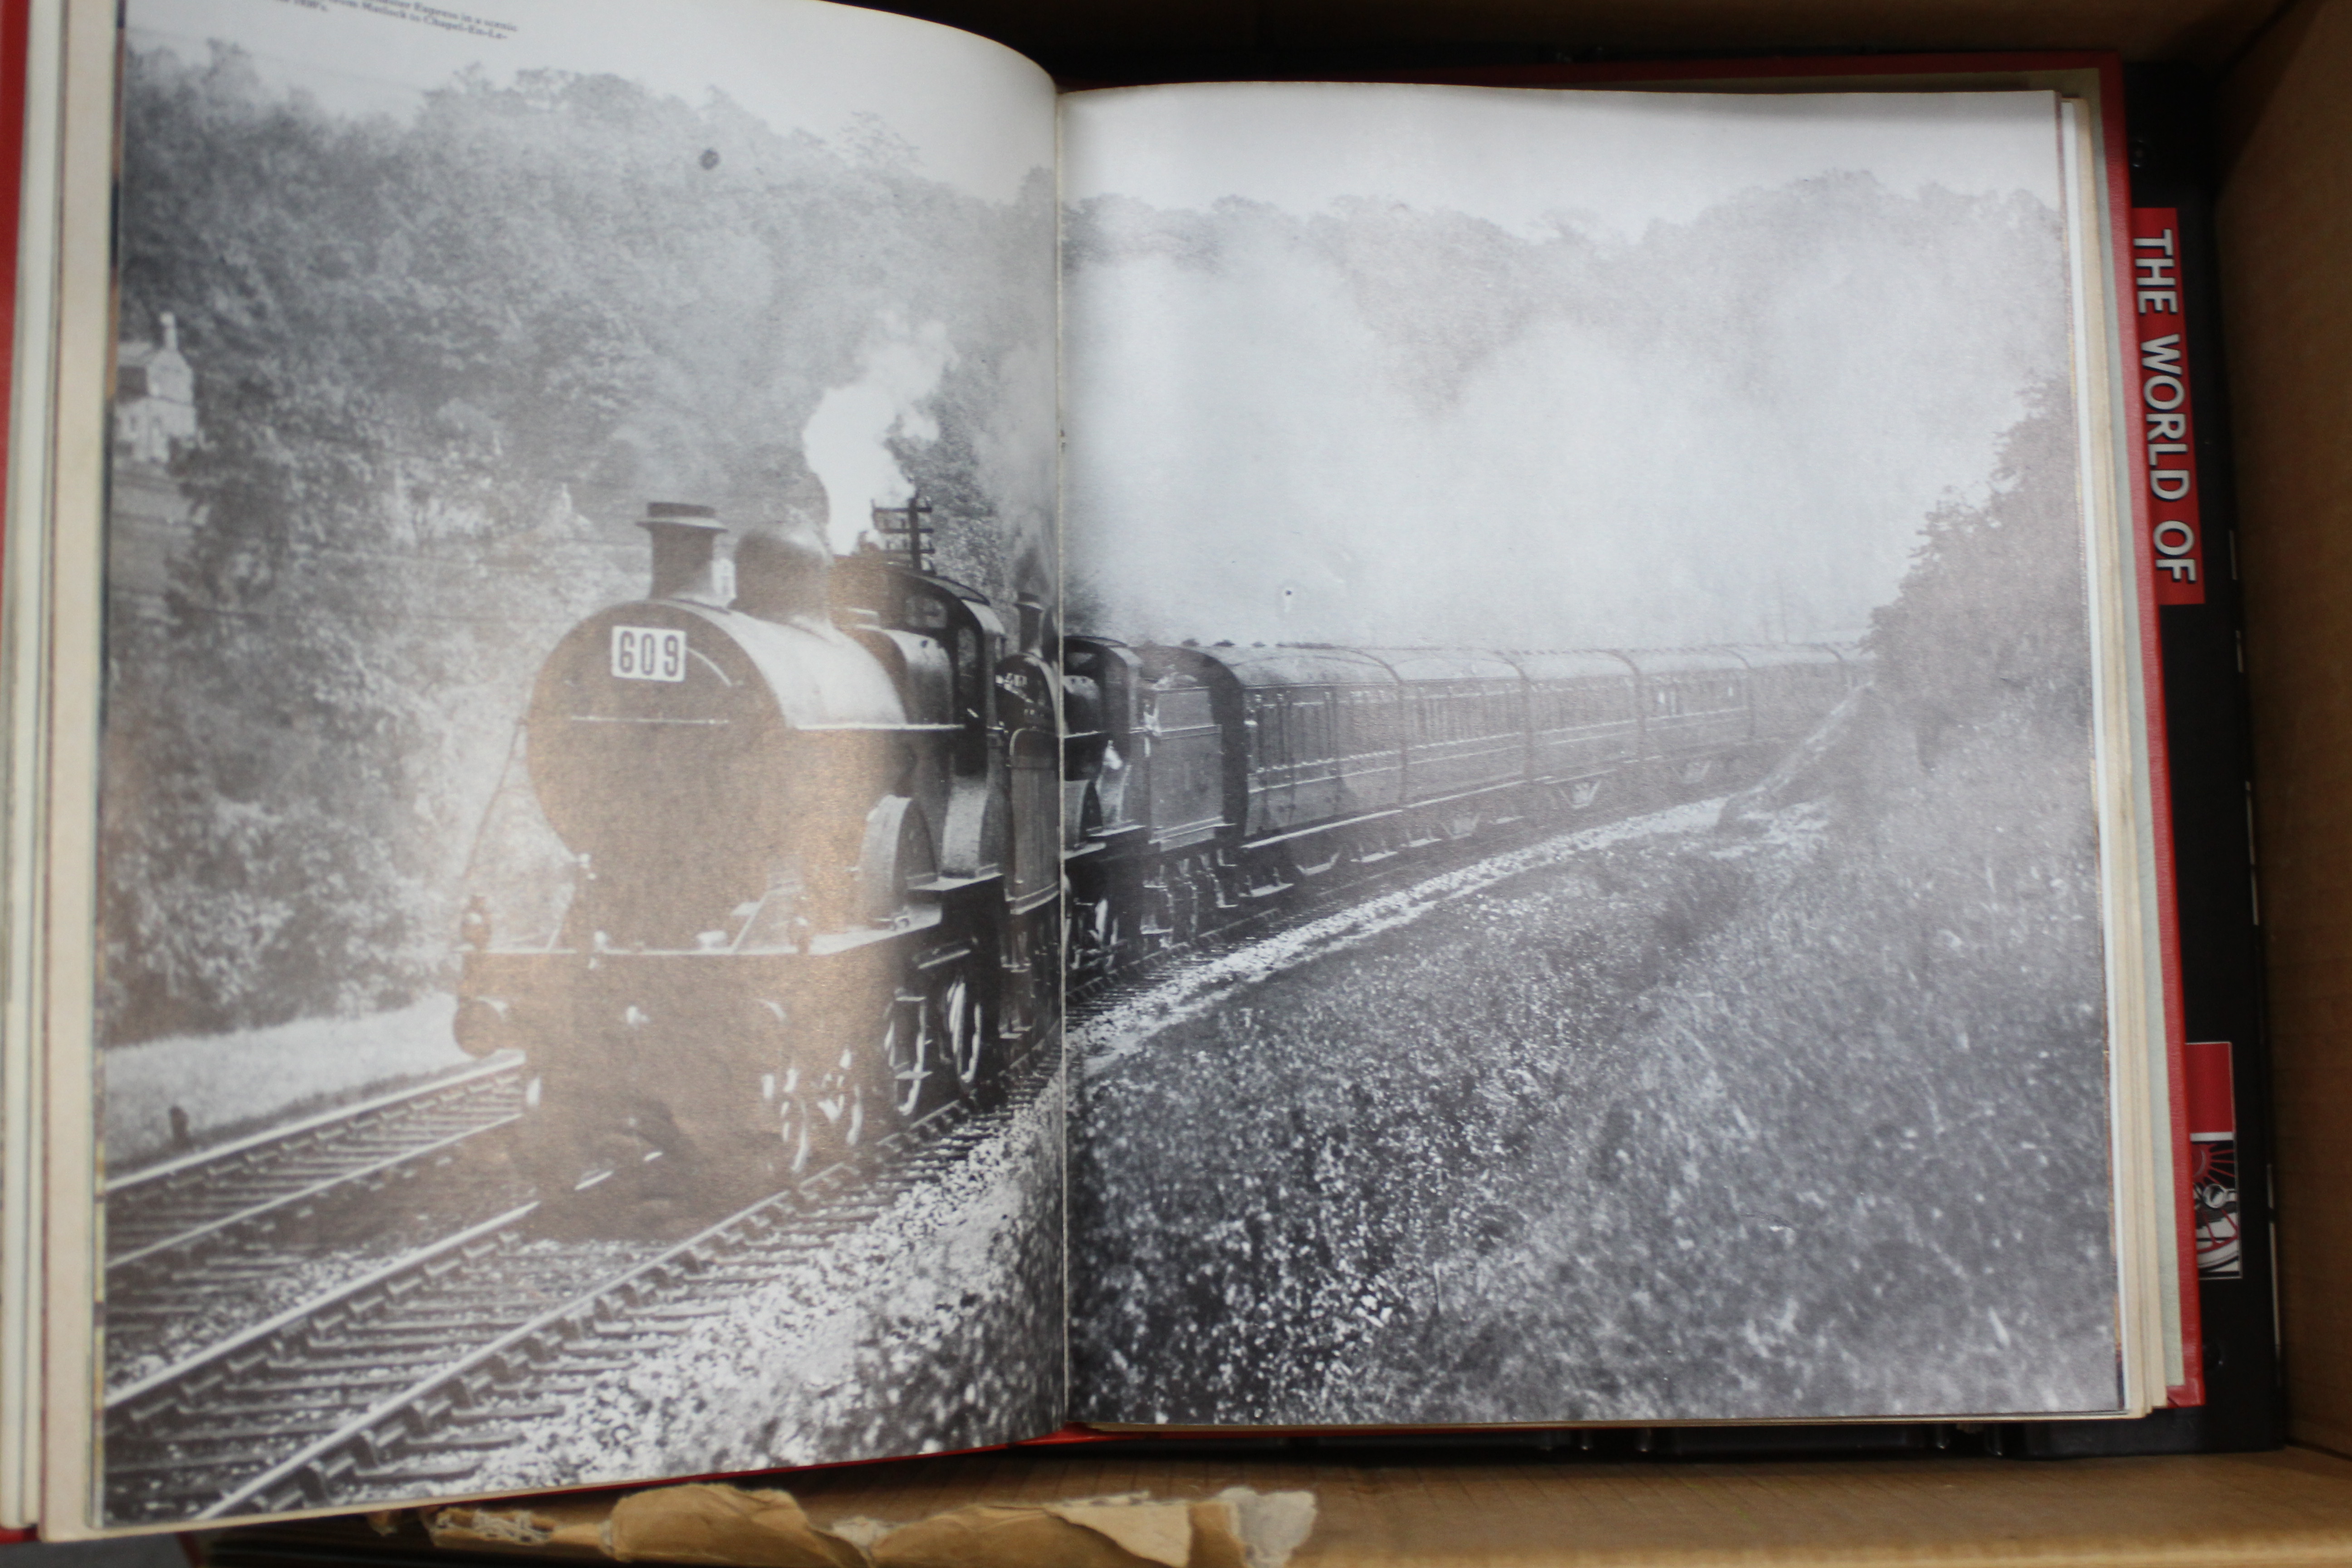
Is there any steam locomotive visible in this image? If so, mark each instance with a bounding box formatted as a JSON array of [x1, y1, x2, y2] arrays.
[[454, 501, 1855, 1201], [454, 502, 1059, 1198]]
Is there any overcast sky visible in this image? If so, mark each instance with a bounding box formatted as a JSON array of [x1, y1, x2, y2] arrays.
[[1060, 84, 2082, 651], [1062, 86, 2066, 240], [128, 0, 1054, 202]]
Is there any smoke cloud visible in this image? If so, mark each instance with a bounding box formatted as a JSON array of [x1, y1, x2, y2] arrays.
[[802, 312, 956, 553], [1062, 178, 2073, 652]]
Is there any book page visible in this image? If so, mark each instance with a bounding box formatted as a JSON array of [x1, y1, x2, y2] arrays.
[[1059, 83, 2149, 1426], [60, 0, 1061, 1529]]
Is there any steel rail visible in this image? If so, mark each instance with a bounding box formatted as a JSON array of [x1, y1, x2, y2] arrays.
[[193, 1049, 1055, 1520], [104, 1056, 519, 1200], [105, 1205, 539, 1426], [106, 1116, 518, 1279]]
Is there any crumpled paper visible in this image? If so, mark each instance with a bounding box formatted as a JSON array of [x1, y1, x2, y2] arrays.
[[427, 1483, 1316, 1568]]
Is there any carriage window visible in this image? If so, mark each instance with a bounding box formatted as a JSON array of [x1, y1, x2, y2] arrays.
[[1156, 687, 1209, 731]]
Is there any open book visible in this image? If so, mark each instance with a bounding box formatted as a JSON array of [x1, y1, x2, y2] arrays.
[[0, 0, 2190, 1535]]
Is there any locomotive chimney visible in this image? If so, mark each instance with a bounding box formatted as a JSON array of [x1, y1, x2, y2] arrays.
[[639, 502, 728, 603]]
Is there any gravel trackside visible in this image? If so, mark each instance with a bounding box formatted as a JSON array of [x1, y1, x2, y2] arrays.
[[1069, 734, 2120, 1427]]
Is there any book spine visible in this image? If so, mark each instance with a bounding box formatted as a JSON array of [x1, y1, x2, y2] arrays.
[[2017, 62, 2281, 1460], [2130, 64, 2283, 1449]]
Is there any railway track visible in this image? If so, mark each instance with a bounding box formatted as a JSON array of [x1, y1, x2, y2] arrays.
[[102, 1043, 1056, 1524], [105, 1058, 525, 1281], [100, 782, 1714, 1521], [103, 1059, 533, 1397]]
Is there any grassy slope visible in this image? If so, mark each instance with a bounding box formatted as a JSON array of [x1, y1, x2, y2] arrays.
[[1071, 391, 2119, 1424]]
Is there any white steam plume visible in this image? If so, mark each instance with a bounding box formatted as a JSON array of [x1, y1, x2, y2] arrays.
[[802, 313, 956, 553]]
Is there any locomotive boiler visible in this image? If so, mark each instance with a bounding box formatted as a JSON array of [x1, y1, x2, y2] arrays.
[[454, 502, 1058, 1200]]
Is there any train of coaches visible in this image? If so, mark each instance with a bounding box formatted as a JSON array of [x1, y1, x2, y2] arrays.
[[453, 505, 1857, 1195]]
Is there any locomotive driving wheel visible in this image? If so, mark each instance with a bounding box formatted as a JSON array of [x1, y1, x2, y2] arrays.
[[933, 969, 988, 1098], [776, 1034, 867, 1176], [880, 989, 936, 1122], [1151, 861, 1202, 947], [1070, 892, 1126, 978]]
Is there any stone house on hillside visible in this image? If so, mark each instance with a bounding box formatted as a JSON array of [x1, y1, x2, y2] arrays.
[[114, 310, 197, 466]]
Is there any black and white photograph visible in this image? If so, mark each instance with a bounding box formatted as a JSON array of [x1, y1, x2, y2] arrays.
[[1056, 83, 2132, 1428], [93, 0, 1065, 1524]]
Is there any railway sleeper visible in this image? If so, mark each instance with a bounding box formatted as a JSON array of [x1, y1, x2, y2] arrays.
[[448, 1402, 564, 1424], [102, 1454, 294, 1482], [304, 1334, 510, 1357], [157, 1398, 354, 1421], [350, 1458, 485, 1489], [124, 1257, 287, 1280], [583, 1322, 671, 1341], [120, 1417, 345, 1446], [242, 1369, 434, 1393], [370, 1312, 540, 1334], [301, 1328, 499, 1353], [416, 1285, 571, 1306], [402, 1429, 527, 1454], [489, 1333, 564, 1370], [254, 1354, 464, 1378]]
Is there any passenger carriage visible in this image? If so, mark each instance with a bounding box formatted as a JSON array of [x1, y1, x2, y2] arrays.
[[1619, 647, 1756, 786], [1499, 649, 1643, 809], [1727, 643, 1856, 747]]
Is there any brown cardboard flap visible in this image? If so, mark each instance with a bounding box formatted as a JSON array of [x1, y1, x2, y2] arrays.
[[424, 1480, 1313, 1568], [603, 1487, 867, 1568], [866, 1503, 1175, 1568], [388, 1450, 2352, 1567], [2218, 0, 2352, 1465]]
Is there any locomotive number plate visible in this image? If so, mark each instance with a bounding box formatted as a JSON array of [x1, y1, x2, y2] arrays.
[[611, 626, 688, 682]]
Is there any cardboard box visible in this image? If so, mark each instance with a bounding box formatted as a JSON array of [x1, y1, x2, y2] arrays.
[[204, 0, 2352, 1558]]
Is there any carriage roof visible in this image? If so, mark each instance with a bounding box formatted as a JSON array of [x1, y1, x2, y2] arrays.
[[1613, 647, 1754, 678], [1176, 644, 1402, 691], [1359, 647, 1524, 685], [1500, 650, 1638, 683], [1720, 643, 1849, 671]]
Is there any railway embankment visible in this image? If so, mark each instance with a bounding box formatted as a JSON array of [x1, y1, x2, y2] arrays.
[[1069, 388, 2113, 1426]]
